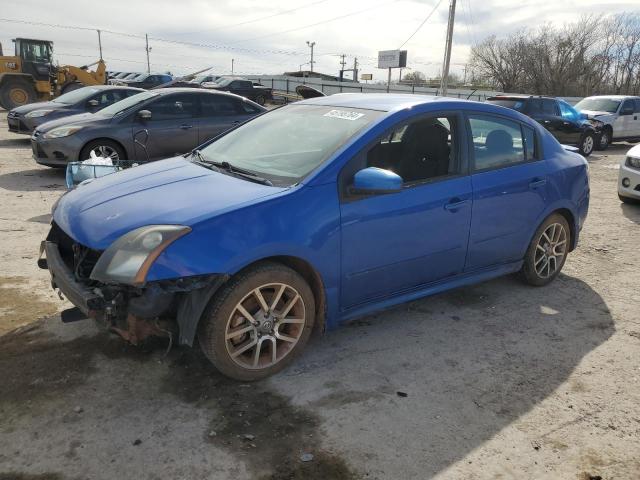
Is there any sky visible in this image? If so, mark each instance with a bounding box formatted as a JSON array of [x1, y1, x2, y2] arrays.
[[1, 0, 638, 81]]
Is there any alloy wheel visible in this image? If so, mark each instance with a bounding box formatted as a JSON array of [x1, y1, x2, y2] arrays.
[[90, 145, 120, 161], [600, 132, 609, 148], [534, 223, 567, 279], [582, 135, 594, 155], [225, 283, 306, 370]]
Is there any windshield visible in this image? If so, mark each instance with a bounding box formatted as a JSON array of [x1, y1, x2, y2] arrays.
[[52, 87, 101, 105], [191, 74, 210, 83], [124, 72, 141, 80], [197, 104, 383, 186], [96, 91, 158, 116], [574, 98, 621, 113]]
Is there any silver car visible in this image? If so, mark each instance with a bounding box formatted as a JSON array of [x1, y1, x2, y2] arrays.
[[574, 95, 640, 150], [31, 88, 266, 167]]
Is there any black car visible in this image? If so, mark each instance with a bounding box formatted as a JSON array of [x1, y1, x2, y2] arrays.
[[30, 88, 266, 167], [7, 85, 144, 134], [486, 95, 601, 156], [117, 73, 173, 89], [204, 77, 272, 106]]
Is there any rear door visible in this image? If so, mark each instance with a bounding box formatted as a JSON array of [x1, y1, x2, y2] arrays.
[[466, 113, 548, 270], [198, 94, 253, 143], [134, 92, 200, 161]]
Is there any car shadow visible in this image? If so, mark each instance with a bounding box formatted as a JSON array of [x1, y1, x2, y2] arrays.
[[284, 273, 614, 478], [0, 167, 66, 192], [0, 272, 613, 479], [0, 137, 31, 149], [620, 201, 640, 224]]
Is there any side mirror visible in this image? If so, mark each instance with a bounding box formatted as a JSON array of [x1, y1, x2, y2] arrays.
[[137, 109, 152, 120], [621, 107, 634, 116], [87, 99, 99, 108], [350, 167, 402, 195]]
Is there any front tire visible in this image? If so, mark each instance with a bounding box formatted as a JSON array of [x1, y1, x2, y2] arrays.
[[198, 262, 315, 381], [596, 128, 611, 150], [0, 79, 37, 109], [519, 213, 571, 286], [79, 139, 126, 162], [579, 132, 595, 156]]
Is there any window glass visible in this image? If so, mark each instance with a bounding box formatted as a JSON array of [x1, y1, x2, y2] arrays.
[[622, 99, 635, 113], [92, 90, 126, 107], [522, 125, 537, 161], [634, 99, 640, 113], [541, 99, 557, 115], [240, 101, 262, 114], [487, 98, 526, 112], [574, 97, 620, 113], [558, 101, 579, 121], [469, 114, 526, 170], [198, 104, 381, 186], [52, 87, 101, 105], [201, 94, 240, 116], [146, 93, 198, 120], [20, 42, 51, 63], [366, 116, 457, 184]]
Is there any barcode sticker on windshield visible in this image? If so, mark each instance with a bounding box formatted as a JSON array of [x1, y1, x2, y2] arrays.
[[324, 110, 365, 121]]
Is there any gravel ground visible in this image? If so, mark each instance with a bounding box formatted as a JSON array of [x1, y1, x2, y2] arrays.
[[0, 108, 639, 480]]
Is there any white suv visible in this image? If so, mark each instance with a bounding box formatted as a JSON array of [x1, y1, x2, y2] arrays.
[[574, 95, 640, 150], [619, 144, 640, 204]]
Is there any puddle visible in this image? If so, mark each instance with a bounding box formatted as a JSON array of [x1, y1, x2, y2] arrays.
[[0, 277, 57, 336]]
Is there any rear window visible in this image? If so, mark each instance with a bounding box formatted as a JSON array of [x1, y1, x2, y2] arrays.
[[487, 98, 527, 112]]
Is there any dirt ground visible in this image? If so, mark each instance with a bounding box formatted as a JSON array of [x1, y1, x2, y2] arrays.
[[0, 108, 638, 480]]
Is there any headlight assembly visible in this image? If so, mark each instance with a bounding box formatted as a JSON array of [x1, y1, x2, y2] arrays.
[[43, 125, 84, 139], [627, 156, 640, 169], [90, 225, 191, 286], [26, 109, 54, 118]]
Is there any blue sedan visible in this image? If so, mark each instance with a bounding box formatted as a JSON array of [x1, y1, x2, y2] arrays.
[[42, 94, 590, 380]]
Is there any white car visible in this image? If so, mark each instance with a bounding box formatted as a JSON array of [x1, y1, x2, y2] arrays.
[[574, 95, 640, 150], [619, 144, 640, 204]]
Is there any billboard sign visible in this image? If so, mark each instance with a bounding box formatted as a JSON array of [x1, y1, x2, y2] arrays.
[[361, 73, 373, 80], [377, 50, 407, 69]]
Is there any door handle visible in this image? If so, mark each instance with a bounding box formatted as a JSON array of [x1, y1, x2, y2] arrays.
[[529, 178, 547, 189], [444, 199, 469, 211], [180, 124, 193, 130]]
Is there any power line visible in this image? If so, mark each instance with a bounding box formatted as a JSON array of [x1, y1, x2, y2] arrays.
[[233, 0, 402, 44], [173, 0, 332, 36], [397, 0, 445, 49]]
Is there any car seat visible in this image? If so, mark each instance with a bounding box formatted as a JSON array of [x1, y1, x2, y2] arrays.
[[398, 121, 451, 182]]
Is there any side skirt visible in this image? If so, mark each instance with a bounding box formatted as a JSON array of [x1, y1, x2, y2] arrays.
[[338, 260, 523, 324]]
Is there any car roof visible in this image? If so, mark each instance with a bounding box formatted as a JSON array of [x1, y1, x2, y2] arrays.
[[90, 85, 145, 91], [582, 95, 640, 100], [298, 93, 484, 112]]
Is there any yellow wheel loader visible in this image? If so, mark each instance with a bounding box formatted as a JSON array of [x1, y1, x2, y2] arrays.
[[0, 38, 107, 110]]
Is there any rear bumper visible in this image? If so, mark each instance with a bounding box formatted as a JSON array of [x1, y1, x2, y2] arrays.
[[42, 241, 104, 315]]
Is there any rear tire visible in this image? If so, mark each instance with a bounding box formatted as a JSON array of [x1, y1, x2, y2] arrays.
[[519, 213, 571, 287], [79, 139, 126, 162], [255, 94, 266, 106], [198, 262, 315, 381], [619, 193, 640, 205], [0, 78, 37, 109], [579, 132, 595, 157]]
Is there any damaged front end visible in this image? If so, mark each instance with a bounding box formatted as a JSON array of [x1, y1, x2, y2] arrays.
[[39, 222, 227, 347]]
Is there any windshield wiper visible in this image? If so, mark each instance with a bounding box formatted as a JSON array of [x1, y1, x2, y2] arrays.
[[191, 152, 273, 186]]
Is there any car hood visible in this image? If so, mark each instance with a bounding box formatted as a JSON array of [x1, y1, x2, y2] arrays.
[[627, 144, 640, 158], [11, 101, 69, 116], [53, 156, 287, 249], [35, 112, 105, 132], [580, 110, 615, 120]]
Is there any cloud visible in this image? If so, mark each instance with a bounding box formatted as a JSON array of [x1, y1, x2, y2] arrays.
[[1, 0, 637, 80]]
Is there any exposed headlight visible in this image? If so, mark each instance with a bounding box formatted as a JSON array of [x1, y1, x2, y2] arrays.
[[90, 225, 191, 286], [43, 125, 84, 139], [26, 109, 54, 118], [627, 156, 640, 169]]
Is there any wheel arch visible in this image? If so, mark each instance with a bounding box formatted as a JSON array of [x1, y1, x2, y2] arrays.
[[78, 137, 129, 161], [553, 208, 577, 252]]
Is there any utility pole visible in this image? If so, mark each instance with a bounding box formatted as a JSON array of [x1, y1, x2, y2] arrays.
[[145, 33, 151, 73], [439, 0, 456, 96], [352, 57, 358, 81], [339, 54, 346, 80], [306, 41, 316, 72], [96, 29, 102, 60], [231, 58, 234, 75]]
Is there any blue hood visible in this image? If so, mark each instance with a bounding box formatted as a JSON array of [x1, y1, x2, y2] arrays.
[[53, 157, 287, 249]]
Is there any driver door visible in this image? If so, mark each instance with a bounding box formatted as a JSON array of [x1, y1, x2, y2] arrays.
[[339, 113, 472, 308]]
